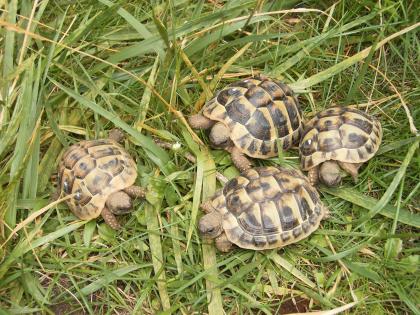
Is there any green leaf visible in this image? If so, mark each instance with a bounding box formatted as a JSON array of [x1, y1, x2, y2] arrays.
[[83, 220, 97, 247], [384, 238, 403, 260], [345, 261, 381, 283], [270, 253, 316, 288], [80, 265, 148, 296], [400, 255, 419, 274], [145, 178, 171, 311]]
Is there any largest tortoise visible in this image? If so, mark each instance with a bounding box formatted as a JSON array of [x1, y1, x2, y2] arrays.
[[57, 130, 145, 229], [189, 75, 303, 172], [198, 166, 327, 252]]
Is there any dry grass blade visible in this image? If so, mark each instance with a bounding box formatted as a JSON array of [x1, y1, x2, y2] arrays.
[[286, 300, 358, 315], [193, 42, 253, 111], [134, 56, 159, 132], [0, 194, 74, 248], [178, 46, 212, 99]]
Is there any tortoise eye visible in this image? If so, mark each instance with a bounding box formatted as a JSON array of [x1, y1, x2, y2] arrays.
[[63, 180, 70, 194], [74, 190, 82, 200]]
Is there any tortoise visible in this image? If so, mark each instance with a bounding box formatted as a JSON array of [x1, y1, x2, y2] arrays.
[[198, 166, 327, 252], [189, 75, 303, 172], [299, 107, 382, 187], [57, 129, 145, 229]]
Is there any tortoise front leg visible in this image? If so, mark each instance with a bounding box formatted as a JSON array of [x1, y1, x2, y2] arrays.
[[215, 233, 234, 253], [200, 200, 214, 214], [101, 207, 121, 229], [108, 128, 125, 143], [230, 146, 251, 173], [338, 162, 362, 182], [124, 185, 146, 198], [307, 165, 319, 186], [188, 114, 215, 129]]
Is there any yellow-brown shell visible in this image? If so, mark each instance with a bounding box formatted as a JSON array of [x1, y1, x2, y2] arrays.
[[202, 76, 303, 158], [58, 139, 137, 220], [299, 107, 382, 170], [209, 166, 325, 250]]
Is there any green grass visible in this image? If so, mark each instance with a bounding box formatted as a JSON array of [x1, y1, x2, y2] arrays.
[[0, 0, 419, 314]]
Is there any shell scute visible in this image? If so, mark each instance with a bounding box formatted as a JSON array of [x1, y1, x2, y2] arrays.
[[226, 98, 252, 124], [245, 85, 271, 108], [212, 166, 324, 250], [58, 139, 137, 220], [300, 107, 382, 170], [245, 109, 272, 140], [202, 76, 303, 158]]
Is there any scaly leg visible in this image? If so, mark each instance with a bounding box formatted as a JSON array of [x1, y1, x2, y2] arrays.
[[188, 114, 215, 129], [307, 165, 319, 186], [215, 233, 234, 253], [338, 162, 362, 182], [101, 207, 121, 229], [230, 146, 252, 173], [200, 200, 214, 214], [108, 129, 125, 143], [124, 185, 146, 199]]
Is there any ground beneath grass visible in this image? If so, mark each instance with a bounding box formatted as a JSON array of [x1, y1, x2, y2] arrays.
[[0, 1, 419, 314]]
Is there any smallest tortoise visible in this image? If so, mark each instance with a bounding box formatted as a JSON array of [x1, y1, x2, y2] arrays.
[[299, 107, 382, 187], [57, 129, 145, 229], [198, 166, 327, 252]]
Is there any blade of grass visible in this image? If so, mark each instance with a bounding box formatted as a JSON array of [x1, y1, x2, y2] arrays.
[[269, 253, 316, 288], [145, 174, 171, 312], [387, 279, 420, 315], [193, 42, 252, 112], [201, 147, 224, 315], [290, 22, 420, 92], [79, 265, 149, 296], [0, 221, 85, 278], [134, 56, 159, 132], [322, 186, 420, 228]]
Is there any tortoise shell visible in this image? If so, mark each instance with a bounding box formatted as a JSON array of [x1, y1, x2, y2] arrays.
[[58, 139, 137, 220], [299, 107, 382, 170], [208, 166, 325, 250], [201, 75, 303, 158]]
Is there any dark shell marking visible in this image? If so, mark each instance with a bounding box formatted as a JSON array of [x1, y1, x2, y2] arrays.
[[300, 107, 382, 170], [58, 139, 137, 220], [211, 166, 325, 250], [202, 76, 303, 158]]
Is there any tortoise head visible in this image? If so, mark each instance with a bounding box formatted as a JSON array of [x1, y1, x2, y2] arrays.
[[198, 211, 223, 239], [209, 122, 231, 149], [319, 161, 342, 187]]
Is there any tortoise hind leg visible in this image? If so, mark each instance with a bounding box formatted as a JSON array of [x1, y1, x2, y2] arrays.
[[124, 185, 146, 198], [101, 207, 121, 229], [215, 233, 233, 253], [230, 146, 252, 173], [338, 162, 362, 182]]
